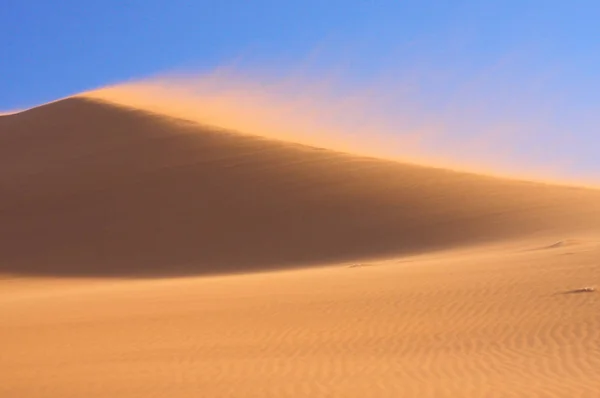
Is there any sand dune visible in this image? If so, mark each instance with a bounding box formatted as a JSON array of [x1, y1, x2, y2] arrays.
[[1, 96, 599, 277], [1, 92, 599, 397]]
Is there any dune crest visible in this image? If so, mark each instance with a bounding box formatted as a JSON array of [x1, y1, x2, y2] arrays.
[[80, 77, 427, 165]]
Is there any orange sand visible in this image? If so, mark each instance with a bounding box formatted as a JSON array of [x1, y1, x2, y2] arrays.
[[1, 92, 599, 397]]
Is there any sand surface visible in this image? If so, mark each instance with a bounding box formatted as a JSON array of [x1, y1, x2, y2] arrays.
[[1, 95, 599, 397]]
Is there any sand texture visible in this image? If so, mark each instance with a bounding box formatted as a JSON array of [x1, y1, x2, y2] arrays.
[[1, 95, 599, 397]]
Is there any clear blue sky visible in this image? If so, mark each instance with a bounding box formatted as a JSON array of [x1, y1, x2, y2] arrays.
[[2, 1, 599, 179]]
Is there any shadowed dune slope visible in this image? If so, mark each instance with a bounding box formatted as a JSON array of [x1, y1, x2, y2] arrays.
[[1, 97, 599, 277]]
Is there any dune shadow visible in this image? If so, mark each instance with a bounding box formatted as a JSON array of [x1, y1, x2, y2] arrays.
[[2, 98, 600, 278]]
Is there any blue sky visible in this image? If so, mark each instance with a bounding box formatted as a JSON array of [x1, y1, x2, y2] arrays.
[[2, 1, 600, 180]]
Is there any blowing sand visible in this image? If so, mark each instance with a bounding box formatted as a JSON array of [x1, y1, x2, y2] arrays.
[[1, 93, 599, 397]]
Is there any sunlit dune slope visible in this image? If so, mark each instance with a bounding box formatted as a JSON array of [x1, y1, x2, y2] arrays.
[[1, 96, 599, 277]]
